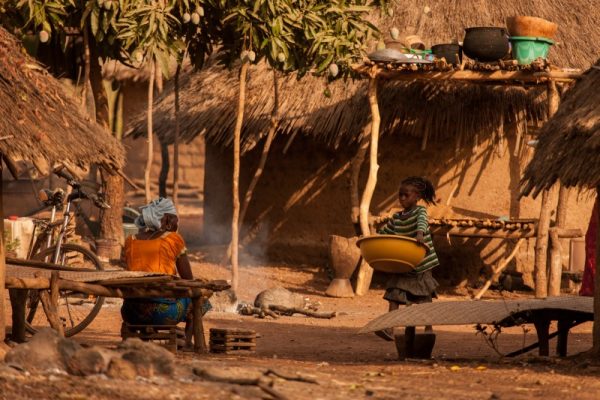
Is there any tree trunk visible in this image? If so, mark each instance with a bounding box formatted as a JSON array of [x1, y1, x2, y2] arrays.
[[99, 171, 125, 249], [231, 63, 249, 292], [159, 140, 170, 198], [173, 64, 182, 209], [81, 26, 91, 110], [0, 155, 5, 341], [88, 40, 109, 128], [145, 61, 156, 203], [89, 41, 124, 256], [593, 186, 600, 354], [350, 128, 369, 235], [355, 77, 381, 296]]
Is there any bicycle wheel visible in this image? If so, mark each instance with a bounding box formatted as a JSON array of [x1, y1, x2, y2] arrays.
[[25, 243, 105, 337]]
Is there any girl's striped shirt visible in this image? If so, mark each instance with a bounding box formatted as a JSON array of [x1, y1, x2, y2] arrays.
[[378, 205, 439, 273]]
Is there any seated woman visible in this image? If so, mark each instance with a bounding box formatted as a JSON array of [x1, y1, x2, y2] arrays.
[[121, 197, 193, 326]]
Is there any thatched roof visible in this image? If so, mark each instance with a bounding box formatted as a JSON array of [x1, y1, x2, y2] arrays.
[[521, 60, 600, 196], [0, 27, 124, 173], [127, 1, 600, 149]]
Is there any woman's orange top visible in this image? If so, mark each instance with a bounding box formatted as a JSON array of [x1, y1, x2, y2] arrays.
[[125, 232, 186, 275]]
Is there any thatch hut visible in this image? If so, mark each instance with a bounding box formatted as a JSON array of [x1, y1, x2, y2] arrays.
[[521, 61, 600, 195], [127, 1, 599, 287], [0, 26, 125, 341]]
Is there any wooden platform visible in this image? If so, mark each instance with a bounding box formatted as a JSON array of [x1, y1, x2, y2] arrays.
[[360, 296, 593, 357]]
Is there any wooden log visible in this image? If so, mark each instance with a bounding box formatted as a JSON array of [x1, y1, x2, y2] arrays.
[[192, 297, 207, 354], [6, 256, 98, 272], [356, 75, 381, 296], [474, 238, 525, 300]]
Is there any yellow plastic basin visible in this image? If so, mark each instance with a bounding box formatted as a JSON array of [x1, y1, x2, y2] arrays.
[[356, 235, 428, 274]]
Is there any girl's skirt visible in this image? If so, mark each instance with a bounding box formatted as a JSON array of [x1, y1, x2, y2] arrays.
[[384, 269, 438, 305]]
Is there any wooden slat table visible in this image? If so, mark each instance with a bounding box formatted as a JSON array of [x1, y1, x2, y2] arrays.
[[5, 261, 229, 353]]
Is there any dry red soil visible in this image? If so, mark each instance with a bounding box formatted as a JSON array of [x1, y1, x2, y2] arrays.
[[2, 260, 600, 399]]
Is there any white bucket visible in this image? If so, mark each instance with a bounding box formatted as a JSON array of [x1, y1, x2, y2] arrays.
[[4, 217, 35, 258]]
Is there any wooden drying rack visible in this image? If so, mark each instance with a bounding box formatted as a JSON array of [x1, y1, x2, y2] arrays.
[[6, 259, 230, 353]]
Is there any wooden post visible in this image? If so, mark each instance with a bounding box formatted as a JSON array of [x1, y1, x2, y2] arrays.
[[50, 271, 64, 337], [474, 238, 525, 300], [0, 155, 5, 342], [547, 80, 565, 297], [534, 81, 560, 299], [231, 62, 249, 293], [144, 60, 156, 203], [535, 189, 554, 298], [593, 187, 600, 355], [355, 75, 380, 296], [350, 127, 369, 235], [548, 186, 569, 297], [192, 296, 207, 354], [173, 63, 181, 209]]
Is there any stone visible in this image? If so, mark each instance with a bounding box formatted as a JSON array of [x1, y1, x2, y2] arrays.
[[118, 339, 175, 377], [5, 329, 65, 373], [106, 358, 137, 380], [66, 347, 111, 376], [0, 342, 10, 362]]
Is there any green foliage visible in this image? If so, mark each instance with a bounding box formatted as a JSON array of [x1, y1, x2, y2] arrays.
[[217, 0, 382, 79], [2, 0, 390, 79]]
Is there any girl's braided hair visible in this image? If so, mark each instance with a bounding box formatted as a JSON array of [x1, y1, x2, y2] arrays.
[[401, 176, 437, 205]]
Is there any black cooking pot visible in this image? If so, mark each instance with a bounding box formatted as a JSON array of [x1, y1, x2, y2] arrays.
[[462, 27, 509, 62], [431, 43, 462, 65]]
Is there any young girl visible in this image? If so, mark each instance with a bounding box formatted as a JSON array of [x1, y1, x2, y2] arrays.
[[376, 176, 439, 344]]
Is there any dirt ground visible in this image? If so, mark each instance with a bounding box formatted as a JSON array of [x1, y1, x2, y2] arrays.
[[2, 259, 600, 400]]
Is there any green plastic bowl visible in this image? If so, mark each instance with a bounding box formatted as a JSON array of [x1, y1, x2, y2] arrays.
[[509, 36, 554, 65]]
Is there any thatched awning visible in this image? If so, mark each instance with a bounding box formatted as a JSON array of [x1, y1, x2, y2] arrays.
[[521, 60, 600, 196], [126, 0, 600, 149], [0, 27, 124, 173]]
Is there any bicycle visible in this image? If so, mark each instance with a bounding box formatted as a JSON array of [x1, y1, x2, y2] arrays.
[[24, 167, 112, 337]]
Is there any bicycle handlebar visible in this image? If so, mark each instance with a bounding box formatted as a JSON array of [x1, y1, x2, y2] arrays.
[[53, 167, 110, 210]]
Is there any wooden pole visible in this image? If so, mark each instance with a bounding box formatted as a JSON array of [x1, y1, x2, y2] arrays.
[[173, 63, 181, 209], [231, 62, 249, 293], [534, 81, 560, 299], [546, 81, 563, 297], [355, 76, 380, 296], [594, 189, 600, 354], [239, 70, 279, 230], [535, 188, 554, 298], [144, 60, 156, 203], [549, 186, 570, 296], [350, 127, 369, 235], [0, 155, 5, 341], [192, 296, 207, 354], [474, 238, 525, 300]]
